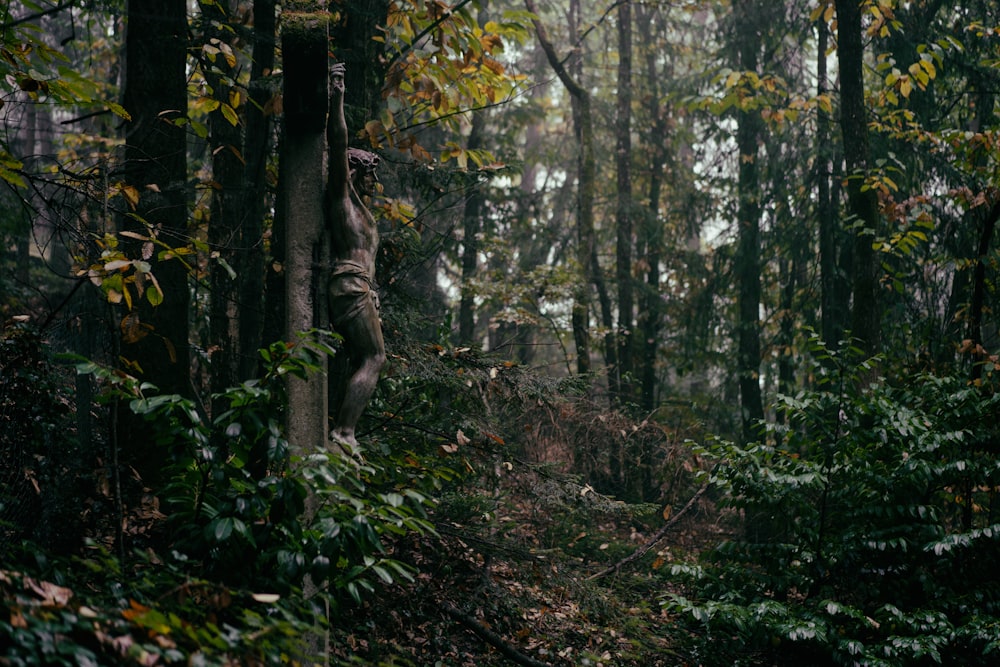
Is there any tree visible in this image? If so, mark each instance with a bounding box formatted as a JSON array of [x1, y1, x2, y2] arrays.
[[614, 0, 634, 405], [201, 0, 246, 396], [119, 0, 189, 482], [816, 9, 848, 349], [635, 1, 669, 414], [458, 111, 486, 344], [733, 0, 766, 442], [525, 0, 595, 376], [836, 0, 882, 359], [238, 0, 278, 381]]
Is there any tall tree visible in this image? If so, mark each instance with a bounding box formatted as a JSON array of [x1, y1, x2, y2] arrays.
[[203, 0, 245, 396], [525, 0, 595, 376], [614, 0, 634, 404], [636, 2, 669, 414], [458, 112, 485, 344], [280, 3, 330, 657], [835, 0, 882, 358], [119, 0, 189, 481], [238, 0, 278, 380], [816, 11, 846, 349], [733, 0, 765, 442]]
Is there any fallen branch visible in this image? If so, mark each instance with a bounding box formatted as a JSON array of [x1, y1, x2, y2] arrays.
[[587, 484, 709, 581], [439, 602, 553, 667]]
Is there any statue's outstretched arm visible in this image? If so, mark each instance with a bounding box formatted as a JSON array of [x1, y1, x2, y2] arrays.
[[327, 62, 350, 206]]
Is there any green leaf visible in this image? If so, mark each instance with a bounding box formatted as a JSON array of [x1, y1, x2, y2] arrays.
[[146, 284, 164, 306], [212, 517, 234, 541]]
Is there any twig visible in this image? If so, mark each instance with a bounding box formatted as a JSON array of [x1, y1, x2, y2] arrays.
[[439, 602, 553, 667], [587, 484, 709, 581], [0, 1, 74, 30]]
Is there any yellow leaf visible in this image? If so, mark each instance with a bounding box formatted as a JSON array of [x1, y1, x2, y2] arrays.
[[121, 184, 140, 210], [220, 103, 238, 126]]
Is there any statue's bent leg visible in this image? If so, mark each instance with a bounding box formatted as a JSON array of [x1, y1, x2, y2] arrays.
[[329, 289, 385, 453]]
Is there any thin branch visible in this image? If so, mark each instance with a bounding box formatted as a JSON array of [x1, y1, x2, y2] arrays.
[[60, 108, 113, 125], [587, 484, 709, 581], [566, 0, 628, 68], [0, 1, 75, 30]]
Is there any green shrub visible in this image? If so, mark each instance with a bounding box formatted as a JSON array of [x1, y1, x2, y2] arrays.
[[73, 332, 437, 604], [666, 338, 1000, 666]]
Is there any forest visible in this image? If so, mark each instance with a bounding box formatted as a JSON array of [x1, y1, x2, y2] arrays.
[[1, 0, 999, 665]]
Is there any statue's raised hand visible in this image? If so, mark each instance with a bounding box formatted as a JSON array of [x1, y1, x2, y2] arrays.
[[331, 62, 346, 92]]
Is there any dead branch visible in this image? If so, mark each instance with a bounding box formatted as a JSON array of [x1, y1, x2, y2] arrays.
[[587, 484, 709, 581], [440, 602, 553, 667]]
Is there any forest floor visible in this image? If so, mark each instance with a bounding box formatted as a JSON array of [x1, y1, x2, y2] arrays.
[[333, 460, 727, 667]]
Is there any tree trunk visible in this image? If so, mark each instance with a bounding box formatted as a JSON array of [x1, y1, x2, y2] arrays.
[[526, 0, 594, 376], [816, 15, 845, 350], [836, 0, 882, 359], [735, 1, 764, 443], [458, 112, 485, 344], [614, 0, 634, 405], [119, 0, 190, 483], [331, 0, 390, 136], [205, 0, 245, 396], [238, 0, 277, 380], [637, 4, 667, 415], [968, 200, 1000, 383], [280, 3, 330, 661]]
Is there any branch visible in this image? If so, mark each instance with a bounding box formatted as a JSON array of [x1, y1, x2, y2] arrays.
[[439, 602, 553, 667], [0, 1, 75, 30], [523, 0, 586, 100], [60, 109, 112, 125], [568, 0, 628, 68], [587, 484, 709, 581]]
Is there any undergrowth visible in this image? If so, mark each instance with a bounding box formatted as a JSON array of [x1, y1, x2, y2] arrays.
[[667, 337, 1000, 666]]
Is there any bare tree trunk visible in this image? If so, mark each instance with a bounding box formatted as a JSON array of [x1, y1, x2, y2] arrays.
[[458, 113, 484, 344], [238, 0, 277, 379], [280, 3, 330, 661], [331, 0, 390, 135], [16, 98, 36, 287], [637, 4, 667, 415], [836, 0, 882, 359], [735, 1, 764, 443], [614, 0, 634, 405], [205, 0, 244, 396], [968, 200, 1000, 383], [119, 0, 189, 484], [526, 0, 594, 376], [816, 15, 845, 350]]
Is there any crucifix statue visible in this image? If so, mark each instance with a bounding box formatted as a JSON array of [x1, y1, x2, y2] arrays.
[[325, 63, 386, 453]]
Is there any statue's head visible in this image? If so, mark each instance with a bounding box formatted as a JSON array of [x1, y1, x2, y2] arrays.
[[348, 148, 380, 195]]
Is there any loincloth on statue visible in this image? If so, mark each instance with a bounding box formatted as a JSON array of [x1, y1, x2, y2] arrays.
[[328, 260, 379, 326]]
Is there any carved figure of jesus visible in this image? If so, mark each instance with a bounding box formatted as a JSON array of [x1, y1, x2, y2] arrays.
[[326, 63, 385, 452]]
